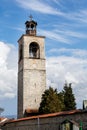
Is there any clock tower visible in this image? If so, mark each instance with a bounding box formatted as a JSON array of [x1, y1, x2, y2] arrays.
[[17, 17, 46, 118]]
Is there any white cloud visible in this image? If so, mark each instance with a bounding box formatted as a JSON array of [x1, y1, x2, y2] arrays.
[[70, 9, 87, 24], [0, 42, 10, 66], [46, 48, 87, 108], [10, 27, 24, 32], [39, 29, 71, 44], [0, 42, 17, 99], [16, 0, 63, 15], [15, 0, 87, 25], [39, 26, 87, 44], [49, 48, 87, 58], [55, 29, 87, 39], [0, 41, 87, 109]]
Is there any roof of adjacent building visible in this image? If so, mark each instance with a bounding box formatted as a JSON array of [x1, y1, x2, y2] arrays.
[[25, 108, 38, 114], [3, 109, 87, 125], [0, 117, 5, 122], [0, 117, 10, 126]]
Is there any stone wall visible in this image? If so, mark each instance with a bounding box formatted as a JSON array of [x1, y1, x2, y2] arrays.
[[2, 110, 87, 130], [17, 35, 46, 118]]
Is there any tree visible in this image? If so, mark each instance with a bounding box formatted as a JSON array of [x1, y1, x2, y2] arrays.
[[39, 87, 63, 114], [0, 108, 4, 115], [58, 91, 65, 111], [63, 82, 76, 111], [39, 82, 76, 114]]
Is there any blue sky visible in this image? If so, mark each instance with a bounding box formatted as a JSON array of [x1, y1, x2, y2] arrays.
[[0, 0, 87, 116]]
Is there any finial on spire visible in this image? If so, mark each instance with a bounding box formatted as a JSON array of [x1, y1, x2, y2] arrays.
[[29, 15, 33, 21]]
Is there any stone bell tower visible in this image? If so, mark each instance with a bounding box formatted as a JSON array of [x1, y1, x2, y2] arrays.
[[17, 16, 46, 118]]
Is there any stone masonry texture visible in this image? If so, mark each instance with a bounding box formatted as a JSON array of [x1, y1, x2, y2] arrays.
[[18, 35, 46, 118]]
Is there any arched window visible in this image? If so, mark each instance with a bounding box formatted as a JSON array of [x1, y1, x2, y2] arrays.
[[29, 42, 40, 58]]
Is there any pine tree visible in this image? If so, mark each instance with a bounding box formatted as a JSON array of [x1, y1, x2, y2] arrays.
[[58, 92, 65, 111], [63, 82, 76, 111], [39, 87, 63, 114]]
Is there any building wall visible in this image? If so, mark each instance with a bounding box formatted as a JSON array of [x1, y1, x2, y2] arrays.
[[18, 37, 24, 118], [17, 70, 23, 118], [73, 125, 79, 130], [2, 111, 87, 130]]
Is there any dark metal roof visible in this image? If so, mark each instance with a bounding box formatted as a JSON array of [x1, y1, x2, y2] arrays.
[[25, 20, 37, 25]]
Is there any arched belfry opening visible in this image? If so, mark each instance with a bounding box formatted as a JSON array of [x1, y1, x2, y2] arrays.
[[29, 42, 40, 58]]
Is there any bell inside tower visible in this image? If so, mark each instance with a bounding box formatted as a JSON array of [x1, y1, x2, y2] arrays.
[[29, 42, 40, 58]]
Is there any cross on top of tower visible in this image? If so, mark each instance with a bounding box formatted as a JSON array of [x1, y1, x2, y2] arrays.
[[29, 15, 33, 21]]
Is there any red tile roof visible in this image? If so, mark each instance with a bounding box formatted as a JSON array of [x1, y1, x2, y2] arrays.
[[0, 117, 5, 122], [25, 109, 38, 113], [0, 117, 10, 126], [6, 109, 83, 124]]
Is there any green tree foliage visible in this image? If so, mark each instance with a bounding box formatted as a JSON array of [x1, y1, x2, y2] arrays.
[[39, 87, 63, 114], [39, 83, 76, 114], [63, 82, 76, 111], [58, 92, 65, 111]]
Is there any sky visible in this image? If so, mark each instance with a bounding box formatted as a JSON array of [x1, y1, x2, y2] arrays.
[[0, 0, 87, 116]]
